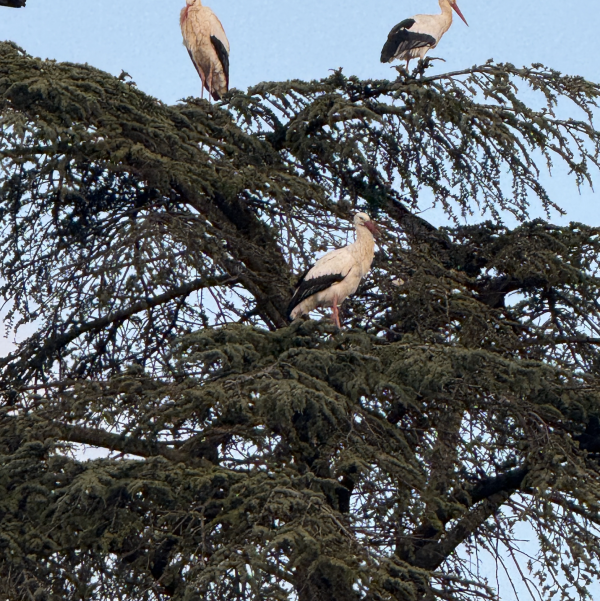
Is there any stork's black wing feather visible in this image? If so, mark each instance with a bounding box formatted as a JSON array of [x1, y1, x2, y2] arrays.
[[380, 19, 437, 63], [390, 18, 417, 32], [210, 35, 230, 96], [0, 0, 26, 6], [287, 272, 346, 320]]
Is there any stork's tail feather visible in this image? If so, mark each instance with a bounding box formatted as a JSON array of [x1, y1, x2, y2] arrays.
[[210, 35, 230, 90]]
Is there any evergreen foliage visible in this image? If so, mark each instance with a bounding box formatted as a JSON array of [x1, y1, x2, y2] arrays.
[[2, 40, 600, 600]]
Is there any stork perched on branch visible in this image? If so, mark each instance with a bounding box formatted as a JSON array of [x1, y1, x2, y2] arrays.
[[287, 213, 380, 329], [381, 0, 468, 69], [0, 0, 26, 7], [181, 0, 230, 101]]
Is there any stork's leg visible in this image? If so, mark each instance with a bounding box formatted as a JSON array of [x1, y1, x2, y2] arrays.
[[198, 70, 205, 99], [331, 296, 341, 329], [189, 53, 206, 100], [198, 67, 206, 100], [208, 63, 214, 100]]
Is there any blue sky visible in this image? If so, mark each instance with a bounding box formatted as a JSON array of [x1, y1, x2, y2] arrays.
[[2, 0, 599, 101], [2, 0, 599, 226], [2, 2, 600, 598]]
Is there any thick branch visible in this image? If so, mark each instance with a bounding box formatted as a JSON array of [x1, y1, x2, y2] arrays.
[[519, 336, 600, 348], [385, 199, 556, 310], [61, 424, 191, 464], [468, 465, 529, 505], [413, 492, 511, 571], [401, 466, 529, 570], [474, 274, 550, 309], [175, 185, 292, 329], [386, 198, 455, 256], [0, 410, 200, 464]]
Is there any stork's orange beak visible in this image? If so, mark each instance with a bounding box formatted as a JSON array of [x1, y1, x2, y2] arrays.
[[452, 2, 469, 26], [364, 221, 381, 237]]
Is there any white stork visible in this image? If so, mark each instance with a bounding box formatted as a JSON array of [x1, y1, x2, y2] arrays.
[[381, 0, 468, 69], [181, 0, 230, 101], [287, 213, 380, 329]]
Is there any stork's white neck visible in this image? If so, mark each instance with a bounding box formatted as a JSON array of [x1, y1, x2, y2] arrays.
[[355, 223, 374, 244], [438, 0, 453, 27], [353, 224, 376, 275], [433, 0, 452, 36]]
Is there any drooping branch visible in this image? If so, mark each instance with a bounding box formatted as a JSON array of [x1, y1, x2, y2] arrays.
[[0, 275, 237, 385]]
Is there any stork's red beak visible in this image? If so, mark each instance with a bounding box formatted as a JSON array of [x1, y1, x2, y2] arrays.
[[364, 220, 381, 237], [452, 2, 469, 26]]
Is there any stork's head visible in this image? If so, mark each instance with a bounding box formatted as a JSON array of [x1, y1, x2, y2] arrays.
[[447, 0, 468, 26], [354, 212, 380, 237]]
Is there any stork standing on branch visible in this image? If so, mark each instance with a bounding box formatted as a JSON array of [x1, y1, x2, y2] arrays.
[[181, 0, 230, 101], [287, 213, 380, 329], [381, 0, 468, 69]]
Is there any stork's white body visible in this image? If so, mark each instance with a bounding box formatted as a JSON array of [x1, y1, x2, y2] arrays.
[[181, 0, 230, 100], [290, 240, 374, 317], [405, 1, 454, 61], [288, 213, 377, 328]]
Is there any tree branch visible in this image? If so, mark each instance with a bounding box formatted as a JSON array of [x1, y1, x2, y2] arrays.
[[519, 336, 600, 348], [467, 465, 529, 505], [0, 275, 237, 384], [413, 492, 511, 571], [401, 466, 529, 571], [60, 424, 191, 464]]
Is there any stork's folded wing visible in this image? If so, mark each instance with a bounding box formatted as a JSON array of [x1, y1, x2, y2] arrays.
[[287, 273, 346, 320]]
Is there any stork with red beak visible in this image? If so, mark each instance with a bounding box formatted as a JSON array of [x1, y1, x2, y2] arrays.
[[381, 0, 468, 69], [287, 213, 380, 329], [181, 0, 230, 101]]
